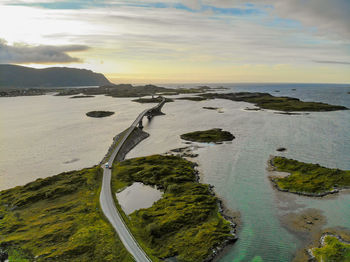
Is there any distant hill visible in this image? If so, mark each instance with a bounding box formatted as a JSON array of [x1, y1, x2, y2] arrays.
[[0, 64, 111, 88]]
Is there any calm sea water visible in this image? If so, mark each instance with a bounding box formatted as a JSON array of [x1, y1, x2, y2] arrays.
[[0, 95, 149, 190], [1, 84, 350, 261]]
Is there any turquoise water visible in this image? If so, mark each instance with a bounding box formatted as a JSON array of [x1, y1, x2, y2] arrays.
[[201, 84, 350, 262], [130, 83, 350, 262]]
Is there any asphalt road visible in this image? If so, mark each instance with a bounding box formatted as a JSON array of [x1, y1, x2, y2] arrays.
[[100, 167, 151, 262], [100, 97, 165, 262]]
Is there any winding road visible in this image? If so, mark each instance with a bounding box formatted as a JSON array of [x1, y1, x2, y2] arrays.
[[100, 97, 165, 262]]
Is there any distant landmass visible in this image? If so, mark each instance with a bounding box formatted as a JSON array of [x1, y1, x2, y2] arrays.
[[0, 64, 111, 87]]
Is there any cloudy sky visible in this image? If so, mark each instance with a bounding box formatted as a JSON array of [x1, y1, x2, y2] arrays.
[[0, 0, 349, 83]]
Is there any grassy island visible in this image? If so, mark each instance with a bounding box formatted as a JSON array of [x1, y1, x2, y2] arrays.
[[177, 97, 207, 101], [198, 92, 348, 112], [111, 155, 235, 262], [311, 235, 350, 262], [132, 97, 173, 103], [180, 128, 235, 143], [86, 111, 114, 118], [270, 157, 350, 196], [203, 106, 219, 110], [70, 95, 95, 99], [0, 167, 132, 261]]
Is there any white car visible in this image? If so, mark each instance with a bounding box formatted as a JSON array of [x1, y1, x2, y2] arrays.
[[105, 163, 109, 169]]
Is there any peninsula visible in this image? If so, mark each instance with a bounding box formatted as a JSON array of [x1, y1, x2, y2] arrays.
[[269, 156, 350, 196]]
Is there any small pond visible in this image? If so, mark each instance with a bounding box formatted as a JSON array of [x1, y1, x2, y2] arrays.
[[116, 182, 163, 215]]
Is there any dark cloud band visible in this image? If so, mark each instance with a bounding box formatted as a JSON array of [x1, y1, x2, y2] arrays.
[[314, 60, 350, 65], [0, 39, 89, 64]]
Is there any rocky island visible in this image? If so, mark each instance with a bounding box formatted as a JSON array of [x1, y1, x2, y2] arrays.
[[86, 111, 114, 118], [177, 96, 207, 101], [309, 233, 350, 261], [269, 156, 350, 196], [111, 154, 236, 262], [181, 128, 235, 143], [70, 95, 95, 99], [132, 96, 174, 103], [279, 209, 350, 262], [198, 92, 348, 112]]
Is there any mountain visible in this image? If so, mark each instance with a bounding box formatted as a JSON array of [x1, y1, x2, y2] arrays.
[[0, 64, 111, 88]]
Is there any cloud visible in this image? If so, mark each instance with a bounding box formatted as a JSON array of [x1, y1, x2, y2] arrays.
[[0, 39, 89, 64], [1, 1, 349, 70], [314, 60, 350, 65], [134, 0, 348, 40]]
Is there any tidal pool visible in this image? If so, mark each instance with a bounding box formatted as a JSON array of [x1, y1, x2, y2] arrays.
[[116, 182, 163, 215]]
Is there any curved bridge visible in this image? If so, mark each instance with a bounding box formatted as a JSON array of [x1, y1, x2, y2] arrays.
[[100, 96, 165, 262]]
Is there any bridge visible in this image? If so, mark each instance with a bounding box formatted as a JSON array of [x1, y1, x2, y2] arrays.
[[138, 96, 166, 128], [100, 96, 166, 262]]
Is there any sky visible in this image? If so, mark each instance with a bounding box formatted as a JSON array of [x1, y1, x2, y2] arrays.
[[0, 0, 350, 84]]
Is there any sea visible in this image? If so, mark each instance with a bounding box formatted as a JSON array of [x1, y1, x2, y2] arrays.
[[1, 83, 350, 261]]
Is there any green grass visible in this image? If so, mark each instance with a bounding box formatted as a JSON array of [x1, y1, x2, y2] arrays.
[[180, 128, 235, 143], [111, 155, 234, 262], [271, 157, 350, 194], [0, 167, 133, 262], [313, 235, 350, 262]]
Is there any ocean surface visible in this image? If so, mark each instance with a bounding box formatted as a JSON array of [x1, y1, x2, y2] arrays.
[[1, 83, 350, 261]]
